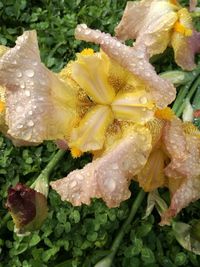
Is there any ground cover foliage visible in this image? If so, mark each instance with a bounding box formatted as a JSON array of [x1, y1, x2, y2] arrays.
[[0, 0, 200, 266]]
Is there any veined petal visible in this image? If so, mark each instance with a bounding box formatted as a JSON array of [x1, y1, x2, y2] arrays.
[[51, 124, 152, 207], [171, 8, 196, 70], [161, 176, 200, 225], [137, 148, 167, 192], [71, 51, 116, 104], [116, 0, 178, 57], [0, 31, 77, 143], [75, 24, 176, 108], [111, 91, 154, 123], [164, 118, 200, 179], [69, 105, 114, 152], [115, 0, 154, 41]]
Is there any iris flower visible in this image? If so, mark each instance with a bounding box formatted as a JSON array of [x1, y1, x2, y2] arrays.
[[134, 108, 200, 225], [115, 0, 200, 70]]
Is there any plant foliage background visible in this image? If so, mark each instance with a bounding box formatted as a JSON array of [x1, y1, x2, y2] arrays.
[[0, 0, 200, 266]]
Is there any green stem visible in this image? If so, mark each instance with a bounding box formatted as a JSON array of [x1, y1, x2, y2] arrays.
[[94, 190, 146, 267], [31, 149, 66, 188], [172, 67, 200, 113], [192, 86, 200, 109], [176, 75, 200, 117]]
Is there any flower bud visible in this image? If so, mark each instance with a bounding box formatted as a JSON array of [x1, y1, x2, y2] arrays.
[[6, 183, 48, 235]]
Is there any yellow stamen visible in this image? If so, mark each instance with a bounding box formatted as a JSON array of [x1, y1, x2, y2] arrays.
[[170, 0, 179, 5], [174, 21, 193, 37], [80, 48, 94, 56], [155, 107, 174, 120], [0, 101, 5, 113], [70, 147, 83, 158]]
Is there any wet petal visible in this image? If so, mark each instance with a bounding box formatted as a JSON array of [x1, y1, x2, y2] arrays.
[[115, 0, 154, 41], [164, 118, 200, 179], [0, 31, 77, 143], [70, 105, 114, 152], [72, 52, 116, 104], [51, 125, 152, 207], [161, 176, 200, 225], [171, 8, 196, 70], [116, 0, 178, 57], [137, 148, 167, 192], [111, 91, 154, 123], [75, 24, 176, 108]]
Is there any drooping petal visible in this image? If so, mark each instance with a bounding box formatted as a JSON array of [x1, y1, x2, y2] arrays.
[[161, 176, 200, 225], [51, 124, 152, 207], [171, 8, 196, 70], [164, 119, 200, 179], [71, 51, 116, 104], [69, 105, 114, 152], [116, 0, 178, 57], [0, 31, 77, 143], [75, 24, 176, 108], [137, 148, 167, 192], [111, 91, 154, 123]]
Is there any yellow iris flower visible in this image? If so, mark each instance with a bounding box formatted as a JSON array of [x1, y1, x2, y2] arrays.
[[60, 49, 155, 156], [115, 0, 198, 70]]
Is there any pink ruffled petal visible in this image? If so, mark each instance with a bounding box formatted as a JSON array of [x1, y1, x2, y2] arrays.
[[161, 176, 200, 225], [75, 24, 176, 108], [51, 125, 152, 207], [189, 0, 197, 11], [115, 0, 153, 41], [0, 31, 77, 143]]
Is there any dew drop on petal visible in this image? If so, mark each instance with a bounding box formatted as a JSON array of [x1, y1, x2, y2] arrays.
[[25, 69, 34, 78], [27, 120, 34, 127], [139, 96, 148, 104]]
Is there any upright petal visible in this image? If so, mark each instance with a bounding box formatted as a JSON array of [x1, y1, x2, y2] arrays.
[[72, 52, 116, 104], [111, 91, 154, 123], [171, 8, 196, 70], [115, 0, 154, 41], [69, 105, 114, 152], [0, 31, 77, 143], [116, 0, 178, 57], [75, 24, 176, 108], [51, 125, 152, 207]]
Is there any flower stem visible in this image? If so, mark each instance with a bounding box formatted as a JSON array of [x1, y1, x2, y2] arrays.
[[94, 190, 146, 267], [172, 67, 200, 113], [176, 75, 200, 117], [31, 149, 66, 196]]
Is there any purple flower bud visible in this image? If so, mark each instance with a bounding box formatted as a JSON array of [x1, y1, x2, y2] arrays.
[[6, 183, 48, 235]]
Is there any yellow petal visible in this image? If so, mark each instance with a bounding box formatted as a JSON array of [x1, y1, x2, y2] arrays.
[[135, 1, 178, 56], [137, 148, 167, 192], [111, 91, 154, 123], [171, 8, 195, 70], [69, 105, 114, 152], [71, 51, 116, 104]]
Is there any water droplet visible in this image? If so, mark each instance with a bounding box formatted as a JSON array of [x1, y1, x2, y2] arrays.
[[28, 110, 33, 115], [20, 82, 25, 89], [17, 124, 23, 129], [16, 71, 22, 78], [25, 90, 31, 97], [106, 179, 116, 192], [70, 180, 77, 189], [27, 120, 34, 127], [139, 96, 147, 104], [16, 106, 23, 112], [25, 69, 34, 77]]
